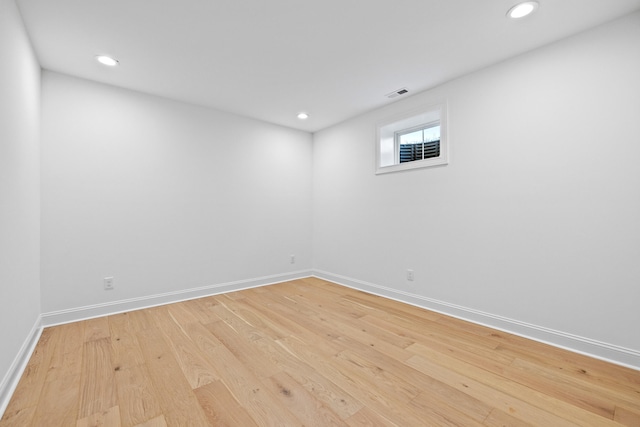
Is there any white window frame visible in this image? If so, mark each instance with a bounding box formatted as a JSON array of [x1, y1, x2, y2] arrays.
[[395, 122, 441, 164], [376, 101, 448, 174]]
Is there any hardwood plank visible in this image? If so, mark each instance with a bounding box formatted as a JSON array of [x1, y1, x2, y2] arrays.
[[494, 334, 640, 392], [147, 306, 219, 389], [276, 341, 428, 426], [76, 405, 121, 427], [406, 353, 588, 427], [166, 300, 201, 325], [507, 351, 640, 412], [134, 327, 210, 426], [339, 292, 442, 323], [361, 313, 514, 366], [412, 384, 492, 425], [114, 364, 162, 427], [4, 278, 640, 427], [406, 345, 622, 427], [386, 313, 501, 352], [78, 338, 117, 419], [333, 331, 495, 425], [331, 333, 428, 392], [26, 327, 58, 367], [131, 416, 167, 427], [204, 319, 281, 379], [274, 280, 371, 320], [267, 286, 416, 357], [31, 373, 80, 427], [126, 308, 156, 333], [232, 291, 309, 340], [253, 336, 363, 419], [194, 380, 259, 426], [0, 406, 36, 427], [219, 290, 247, 300], [211, 295, 286, 341], [45, 323, 84, 383], [263, 370, 347, 426], [349, 317, 414, 349], [408, 396, 486, 427], [482, 408, 535, 427], [83, 317, 110, 342], [345, 406, 399, 427], [614, 406, 640, 427], [246, 291, 379, 357], [274, 329, 343, 368], [506, 357, 618, 418], [333, 349, 420, 401], [186, 322, 304, 426], [182, 297, 220, 324], [108, 313, 145, 371], [55, 320, 86, 355]]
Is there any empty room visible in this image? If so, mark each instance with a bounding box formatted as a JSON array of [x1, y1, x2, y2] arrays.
[[1, 0, 639, 425]]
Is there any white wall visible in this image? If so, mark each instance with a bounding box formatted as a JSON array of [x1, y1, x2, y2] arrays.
[[0, 0, 41, 404], [5, 1, 638, 385], [313, 12, 640, 363], [41, 72, 313, 314]]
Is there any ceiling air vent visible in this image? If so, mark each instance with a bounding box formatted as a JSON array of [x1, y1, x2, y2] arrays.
[[386, 88, 409, 99]]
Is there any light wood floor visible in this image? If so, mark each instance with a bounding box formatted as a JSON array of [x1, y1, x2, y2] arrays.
[[1, 278, 639, 426]]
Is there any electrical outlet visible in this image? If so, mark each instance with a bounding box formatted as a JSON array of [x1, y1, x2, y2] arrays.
[[290, 254, 296, 264], [406, 269, 414, 281], [104, 277, 114, 290]]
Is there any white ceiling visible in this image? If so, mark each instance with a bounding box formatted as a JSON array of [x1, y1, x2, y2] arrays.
[[16, 0, 640, 132]]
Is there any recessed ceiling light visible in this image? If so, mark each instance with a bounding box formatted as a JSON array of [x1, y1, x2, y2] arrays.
[[95, 55, 119, 66], [297, 112, 309, 120], [507, 1, 539, 19]]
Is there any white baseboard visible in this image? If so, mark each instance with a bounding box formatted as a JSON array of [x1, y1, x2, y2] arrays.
[[41, 270, 313, 327], [0, 316, 42, 419], [313, 270, 640, 371]]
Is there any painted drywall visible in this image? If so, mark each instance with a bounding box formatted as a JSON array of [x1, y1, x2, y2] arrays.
[[313, 12, 640, 355], [0, 0, 41, 400], [41, 72, 313, 313]]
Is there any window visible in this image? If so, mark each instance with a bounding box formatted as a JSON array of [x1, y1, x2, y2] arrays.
[[398, 124, 441, 163], [376, 102, 448, 174]]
